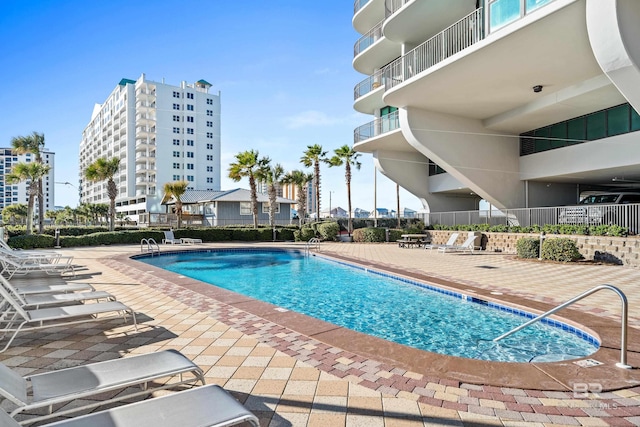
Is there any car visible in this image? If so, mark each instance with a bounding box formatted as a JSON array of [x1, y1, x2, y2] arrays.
[[558, 192, 640, 232]]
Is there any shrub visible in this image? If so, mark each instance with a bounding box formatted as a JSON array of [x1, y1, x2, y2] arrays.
[[541, 238, 583, 262], [352, 227, 386, 243], [294, 226, 317, 242], [516, 237, 539, 259], [317, 222, 339, 241], [8, 234, 56, 249], [388, 228, 404, 242]]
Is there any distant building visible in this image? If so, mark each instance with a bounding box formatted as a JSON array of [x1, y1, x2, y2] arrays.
[[352, 208, 370, 218], [0, 148, 55, 214], [79, 73, 221, 223]]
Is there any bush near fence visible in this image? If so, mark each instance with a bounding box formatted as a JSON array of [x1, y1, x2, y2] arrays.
[[6, 226, 297, 249]]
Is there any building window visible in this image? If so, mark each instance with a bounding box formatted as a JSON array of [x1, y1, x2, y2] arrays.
[[207, 166, 213, 172], [206, 110, 213, 116], [187, 175, 194, 181], [173, 139, 181, 146], [173, 151, 181, 157], [173, 115, 180, 121], [173, 103, 180, 110], [173, 127, 180, 134], [206, 155, 213, 161], [187, 163, 194, 170], [207, 98, 213, 105], [186, 93, 194, 99], [173, 163, 181, 169], [187, 128, 194, 134], [206, 121, 213, 127], [173, 175, 181, 180], [187, 116, 194, 122], [240, 202, 251, 215], [173, 91, 180, 98], [206, 143, 213, 149], [206, 132, 213, 138], [262, 202, 280, 214], [186, 140, 194, 146], [187, 152, 194, 158], [187, 104, 194, 111], [206, 177, 213, 183]]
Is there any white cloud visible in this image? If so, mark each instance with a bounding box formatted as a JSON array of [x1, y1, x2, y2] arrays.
[[283, 110, 343, 129]]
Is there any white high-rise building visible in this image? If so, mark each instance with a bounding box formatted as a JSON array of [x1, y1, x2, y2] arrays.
[[79, 73, 221, 222], [0, 148, 55, 214], [352, 0, 640, 213]]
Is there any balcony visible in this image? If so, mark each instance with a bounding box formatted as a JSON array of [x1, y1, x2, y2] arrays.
[[382, 8, 484, 91], [354, 110, 400, 143], [353, 69, 388, 112]]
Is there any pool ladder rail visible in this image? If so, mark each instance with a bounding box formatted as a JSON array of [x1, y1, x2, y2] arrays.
[[493, 284, 631, 369], [305, 238, 321, 255], [141, 238, 160, 255]]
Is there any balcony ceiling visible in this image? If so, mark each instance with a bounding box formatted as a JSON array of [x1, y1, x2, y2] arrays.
[[354, 129, 418, 154], [384, 0, 477, 44], [383, 1, 621, 134]]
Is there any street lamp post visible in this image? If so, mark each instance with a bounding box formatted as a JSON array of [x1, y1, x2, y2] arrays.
[[329, 191, 334, 218]]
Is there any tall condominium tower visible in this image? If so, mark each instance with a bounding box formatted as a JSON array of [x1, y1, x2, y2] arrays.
[[352, 0, 640, 213], [79, 73, 221, 222], [0, 148, 55, 214]]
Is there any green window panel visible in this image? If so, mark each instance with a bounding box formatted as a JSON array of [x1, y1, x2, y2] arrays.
[[549, 122, 567, 149], [607, 104, 629, 136], [567, 117, 586, 144], [534, 127, 551, 152], [631, 107, 640, 131], [586, 111, 606, 140]]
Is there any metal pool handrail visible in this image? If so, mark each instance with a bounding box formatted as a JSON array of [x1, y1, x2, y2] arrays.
[[141, 238, 159, 255], [493, 284, 631, 369], [305, 238, 321, 255]]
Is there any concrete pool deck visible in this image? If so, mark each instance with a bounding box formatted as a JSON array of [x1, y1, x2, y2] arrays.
[[2, 242, 640, 426]]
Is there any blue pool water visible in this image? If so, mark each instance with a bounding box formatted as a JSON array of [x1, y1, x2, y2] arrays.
[[138, 249, 599, 362]]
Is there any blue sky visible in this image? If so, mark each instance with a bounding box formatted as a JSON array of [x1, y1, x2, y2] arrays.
[[0, 0, 422, 213]]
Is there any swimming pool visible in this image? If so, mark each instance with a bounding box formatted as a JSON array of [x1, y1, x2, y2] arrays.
[[137, 248, 599, 362]]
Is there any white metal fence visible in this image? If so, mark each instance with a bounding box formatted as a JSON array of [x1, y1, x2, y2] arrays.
[[422, 203, 640, 233]]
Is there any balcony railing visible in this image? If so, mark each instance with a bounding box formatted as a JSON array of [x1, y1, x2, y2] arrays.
[[354, 68, 388, 101], [354, 110, 400, 143], [384, 0, 410, 18], [383, 8, 484, 90], [353, 0, 370, 14], [354, 19, 384, 57]]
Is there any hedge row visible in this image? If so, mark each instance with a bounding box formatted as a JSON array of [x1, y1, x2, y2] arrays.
[[431, 223, 627, 237], [7, 226, 297, 249]]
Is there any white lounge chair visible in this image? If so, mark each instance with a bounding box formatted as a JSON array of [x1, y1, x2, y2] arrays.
[[162, 230, 183, 244], [0, 284, 136, 352], [0, 252, 76, 279], [13, 281, 95, 296], [424, 232, 459, 251], [0, 275, 114, 309], [0, 384, 258, 427], [438, 235, 477, 254], [0, 350, 207, 424]]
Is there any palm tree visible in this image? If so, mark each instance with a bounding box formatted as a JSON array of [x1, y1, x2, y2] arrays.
[[282, 170, 314, 227], [257, 160, 285, 229], [1, 203, 28, 225], [11, 131, 46, 233], [327, 145, 361, 234], [6, 162, 51, 235], [84, 157, 120, 231], [161, 180, 189, 228], [300, 144, 327, 219], [228, 150, 269, 228]]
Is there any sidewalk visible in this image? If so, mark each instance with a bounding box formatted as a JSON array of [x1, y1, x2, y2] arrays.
[[1, 242, 639, 426]]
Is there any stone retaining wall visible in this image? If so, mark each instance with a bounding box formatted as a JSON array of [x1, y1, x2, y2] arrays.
[[426, 230, 640, 268]]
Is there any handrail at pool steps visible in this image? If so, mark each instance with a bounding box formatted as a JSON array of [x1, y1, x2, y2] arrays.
[[305, 238, 321, 255], [141, 238, 160, 255], [493, 284, 631, 369]]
